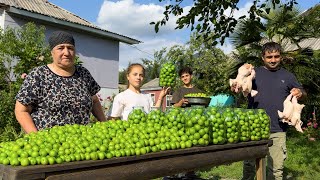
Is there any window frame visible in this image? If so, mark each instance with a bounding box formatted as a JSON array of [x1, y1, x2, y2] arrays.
[[166, 95, 172, 107], [150, 93, 156, 107]]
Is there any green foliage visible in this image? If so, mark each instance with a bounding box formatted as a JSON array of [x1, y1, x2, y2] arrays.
[[0, 90, 21, 141], [300, 5, 320, 38], [118, 69, 127, 85], [75, 56, 83, 65], [152, 0, 298, 45], [179, 34, 236, 95], [143, 33, 236, 96], [230, 18, 265, 48], [263, 5, 301, 42], [232, 4, 320, 48], [141, 48, 170, 84], [302, 119, 319, 140], [0, 22, 51, 142], [283, 53, 320, 108], [0, 125, 25, 143]]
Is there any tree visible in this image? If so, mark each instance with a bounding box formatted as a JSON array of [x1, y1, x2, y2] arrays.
[[178, 33, 236, 95], [152, 0, 298, 46], [118, 69, 127, 84], [231, 4, 320, 55], [0, 23, 51, 141], [148, 33, 236, 95], [141, 48, 170, 83]]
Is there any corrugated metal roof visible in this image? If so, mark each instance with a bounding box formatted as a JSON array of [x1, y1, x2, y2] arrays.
[[260, 36, 320, 52], [0, 0, 140, 44], [284, 38, 320, 52]]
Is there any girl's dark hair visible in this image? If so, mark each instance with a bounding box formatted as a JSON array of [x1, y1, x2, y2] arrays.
[[179, 67, 193, 77], [126, 63, 145, 76], [262, 42, 282, 56]]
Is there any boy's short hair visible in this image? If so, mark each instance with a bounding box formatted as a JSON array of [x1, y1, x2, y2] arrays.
[[179, 67, 193, 77], [262, 42, 282, 56]]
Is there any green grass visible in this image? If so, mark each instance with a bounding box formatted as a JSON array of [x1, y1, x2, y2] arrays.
[[283, 130, 320, 180], [198, 162, 242, 180], [197, 129, 320, 180]]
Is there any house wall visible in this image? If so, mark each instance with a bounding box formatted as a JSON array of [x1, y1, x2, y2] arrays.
[[143, 89, 171, 111], [0, 9, 4, 29], [2, 11, 119, 103]]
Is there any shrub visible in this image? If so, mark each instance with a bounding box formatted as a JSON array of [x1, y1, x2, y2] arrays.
[[303, 118, 319, 140], [0, 22, 51, 142]]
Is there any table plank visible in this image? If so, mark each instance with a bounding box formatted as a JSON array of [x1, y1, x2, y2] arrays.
[[0, 140, 271, 180]]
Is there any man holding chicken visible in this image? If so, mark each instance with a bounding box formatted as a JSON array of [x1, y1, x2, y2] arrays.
[[232, 42, 306, 180]]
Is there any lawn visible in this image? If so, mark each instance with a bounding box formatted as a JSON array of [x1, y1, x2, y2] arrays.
[[197, 129, 320, 180]]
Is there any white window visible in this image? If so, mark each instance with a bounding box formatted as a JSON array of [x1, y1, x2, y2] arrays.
[[166, 95, 172, 107], [150, 93, 156, 106]]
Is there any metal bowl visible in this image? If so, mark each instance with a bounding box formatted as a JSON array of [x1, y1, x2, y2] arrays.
[[185, 97, 211, 107]]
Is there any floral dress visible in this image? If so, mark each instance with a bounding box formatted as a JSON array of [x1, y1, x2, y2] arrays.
[[16, 65, 100, 130]]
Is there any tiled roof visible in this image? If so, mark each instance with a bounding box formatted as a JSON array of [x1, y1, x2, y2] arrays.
[[259, 37, 320, 52], [141, 78, 162, 90], [0, 0, 140, 44]]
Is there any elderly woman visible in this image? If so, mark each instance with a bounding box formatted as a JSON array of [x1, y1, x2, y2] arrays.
[[15, 31, 106, 133]]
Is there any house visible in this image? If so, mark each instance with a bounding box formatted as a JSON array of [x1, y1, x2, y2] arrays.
[[0, 0, 140, 103], [141, 78, 172, 111]]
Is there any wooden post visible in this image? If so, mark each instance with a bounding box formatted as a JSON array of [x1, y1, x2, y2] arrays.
[[255, 157, 266, 180]]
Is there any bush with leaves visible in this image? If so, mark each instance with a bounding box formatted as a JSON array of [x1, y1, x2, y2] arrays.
[[302, 117, 319, 140], [0, 23, 51, 142], [168, 33, 236, 95]]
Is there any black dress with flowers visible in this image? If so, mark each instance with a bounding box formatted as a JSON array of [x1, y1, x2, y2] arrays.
[[16, 65, 100, 130]]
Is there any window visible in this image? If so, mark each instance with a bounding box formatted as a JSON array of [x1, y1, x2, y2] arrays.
[[166, 95, 172, 107], [150, 93, 156, 106]]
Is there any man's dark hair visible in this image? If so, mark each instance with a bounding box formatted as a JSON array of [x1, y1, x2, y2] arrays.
[[262, 42, 282, 56], [179, 67, 193, 77]]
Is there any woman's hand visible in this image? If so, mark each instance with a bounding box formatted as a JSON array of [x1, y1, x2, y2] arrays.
[[92, 95, 107, 121], [14, 101, 38, 134]]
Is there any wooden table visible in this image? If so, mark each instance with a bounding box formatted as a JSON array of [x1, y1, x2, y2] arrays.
[[0, 140, 272, 180]]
